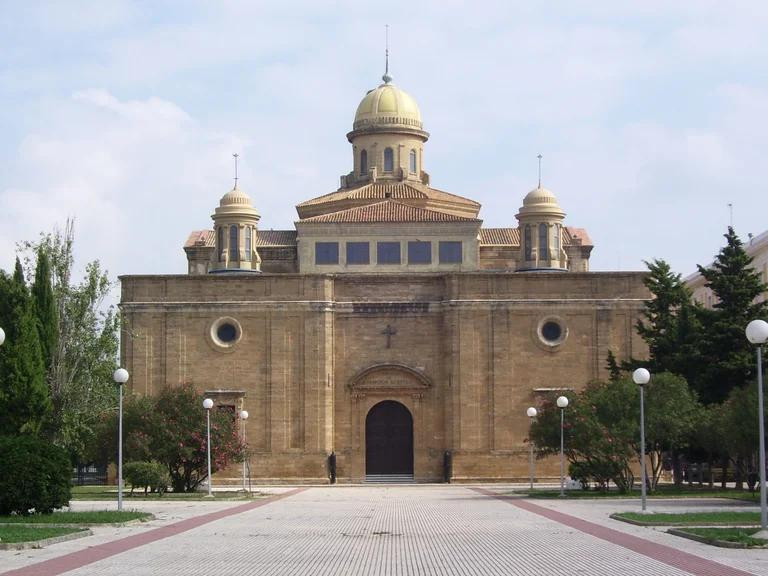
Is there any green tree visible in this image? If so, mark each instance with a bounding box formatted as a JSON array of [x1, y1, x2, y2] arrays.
[[0, 269, 51, 435], [695, 227, 767, 404], [529, 374, 700, 493], [31, 246, 58, 373], [92, 384, 244, 492], [20, 220, 120, 459]]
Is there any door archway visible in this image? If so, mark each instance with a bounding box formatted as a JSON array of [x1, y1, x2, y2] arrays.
[[365, 400, 414, 476]]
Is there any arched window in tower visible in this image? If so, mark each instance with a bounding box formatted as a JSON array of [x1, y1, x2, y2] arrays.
[[245, 226, 252, 261], [409, 149, 417, 173], [553, 224, 560, 261], [384, 147, 394, 172], [229, 225, 239, 262], [360, 149, 368, 175], [539, 223, 549, 261], [524, 225, 532, 261], [217, 227, 225, 261]]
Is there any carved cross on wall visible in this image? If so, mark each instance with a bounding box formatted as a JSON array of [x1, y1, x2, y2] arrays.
[[381, 324, 397, 348]]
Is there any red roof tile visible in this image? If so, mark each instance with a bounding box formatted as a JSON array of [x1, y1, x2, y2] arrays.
[[297, 181, 480, 208], [299, 200, 480, 224]]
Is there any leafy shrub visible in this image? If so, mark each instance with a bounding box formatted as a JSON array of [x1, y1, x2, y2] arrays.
[[124, 461, 169, 496], [0, 435, 71, 515]]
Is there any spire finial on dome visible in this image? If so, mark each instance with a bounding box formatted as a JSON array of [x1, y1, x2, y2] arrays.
[[382, 24, 392, 84], [232, 153, 239, 189], [537, 153, 543, 188]]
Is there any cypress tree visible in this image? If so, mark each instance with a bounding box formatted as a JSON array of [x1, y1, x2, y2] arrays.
[[0, 271, 51, 436], [695, 227, 768, 404], [31, 246, 58, 373]]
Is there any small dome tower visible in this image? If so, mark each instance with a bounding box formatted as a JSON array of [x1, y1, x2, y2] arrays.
[[515, 185, 568, 271], [210, 181, 261, 273]]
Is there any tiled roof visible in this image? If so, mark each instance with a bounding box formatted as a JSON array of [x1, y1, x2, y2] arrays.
[[479, 226, 593, 247], [299, 200, 480, 224], [297, 181, 480, 208], [564, 227, 593, 246], [255, 230, 298, 247], [183, 229, 298, 248], [479, 228, 520, 245], [184, 230, 214, 248]]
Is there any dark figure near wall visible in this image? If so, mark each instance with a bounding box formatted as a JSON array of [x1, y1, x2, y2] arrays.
[[328, 451, 337, 484]]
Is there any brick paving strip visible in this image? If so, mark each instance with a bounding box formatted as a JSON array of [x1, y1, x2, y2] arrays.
[[0, 488, 307, 576], [472, 488, 757, 576]]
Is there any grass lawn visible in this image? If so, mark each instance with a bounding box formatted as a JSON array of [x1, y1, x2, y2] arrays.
[[72, 485, 263, 501], [672, 527, 767, 547], [522, 486, 760, 502], [0, 525, 85, 544], [612, 511, 760, 526], [0, 510, 151, 524]]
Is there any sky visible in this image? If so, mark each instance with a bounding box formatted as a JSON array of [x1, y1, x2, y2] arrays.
[[1, 1, 767, 296]]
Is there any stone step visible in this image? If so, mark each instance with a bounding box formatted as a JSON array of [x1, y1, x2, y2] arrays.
[[365, 474, 415, 484]]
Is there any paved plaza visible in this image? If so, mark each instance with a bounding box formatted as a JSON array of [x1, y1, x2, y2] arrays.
[[1, 486, 767, 576]]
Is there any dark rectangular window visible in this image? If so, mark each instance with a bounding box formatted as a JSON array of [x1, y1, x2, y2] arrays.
[[377, 241, 401, 264], [346, 242, 370, 265], [315, 242, 339, 265], [408, 241, 431, 264], [439, 241, 462, 263]]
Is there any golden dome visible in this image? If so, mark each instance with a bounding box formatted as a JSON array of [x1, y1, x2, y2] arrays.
[[219, 185, 252, 207], [353, 80, 422, 131], [212, 185, 260, 221]]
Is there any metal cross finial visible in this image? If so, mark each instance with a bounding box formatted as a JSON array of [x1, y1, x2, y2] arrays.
[[233, 153, 239, 188], [382, 24, 392, 84], [537, 154, 543, 188], [728, 202, 733, 228]]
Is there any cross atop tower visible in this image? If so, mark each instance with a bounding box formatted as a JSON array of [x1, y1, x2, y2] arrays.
[[537, 154, 543, 188], [382, 24, 392, 84], [233, 153, 239, 188]]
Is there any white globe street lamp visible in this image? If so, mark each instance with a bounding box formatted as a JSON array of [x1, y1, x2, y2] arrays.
[[239, 410, 249, 493], [526, 407, 537, 491], [556, 396, 569, 497], [0, 327, 5, 346], [113, 368, 130, 511], [746, 319, 768, 535], [633, 367, 651, 512], [203, 398, 214, 497]]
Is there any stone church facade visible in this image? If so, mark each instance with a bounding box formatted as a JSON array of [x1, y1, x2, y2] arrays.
[[120, 72, 649, 483]]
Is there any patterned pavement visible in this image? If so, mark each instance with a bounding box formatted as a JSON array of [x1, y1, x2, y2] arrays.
[[1, 486, 766, 576]]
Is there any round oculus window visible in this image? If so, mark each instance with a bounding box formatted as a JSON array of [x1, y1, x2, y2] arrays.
[[217, 323, 238, 343], [209, 316, 242, 350], [536, 317, 568, 348], [541, 321, 562, 343]]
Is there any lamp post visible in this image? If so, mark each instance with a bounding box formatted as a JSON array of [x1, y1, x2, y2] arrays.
[[746, 319, 768, 534], [633, 367, 651, 512], [203, 398, 214, 497], [113, 368, 130, 511], [556, 396, 569, 497], [239, 409, 249, 493], [526, 407, 537, 491]]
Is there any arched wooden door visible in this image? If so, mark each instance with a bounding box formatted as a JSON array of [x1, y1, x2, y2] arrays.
[[365, 400, 414, 476]]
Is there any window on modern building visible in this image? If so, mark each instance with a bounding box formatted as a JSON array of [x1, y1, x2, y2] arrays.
[[346, 242, 370, 265], [439, 241, 462, 264], [377, 241, 401, 264], [315, 242, 339, 265], [229, 225, 239, 261], [245, 227, 252, 261], [408, 241, 431, 264], [409, 149, 417, 173], [538, 223, 549, 261], [524, 225, 532, 261], [360, 149, 368, 175], [217, 227, 225, 261], [384, 147, 394, 172]]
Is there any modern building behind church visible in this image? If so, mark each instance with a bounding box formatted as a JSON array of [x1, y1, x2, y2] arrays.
[[119, 70, 649, 483]]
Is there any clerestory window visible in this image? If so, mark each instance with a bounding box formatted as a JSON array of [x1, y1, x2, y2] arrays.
[[384, 148, 394, 172]]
